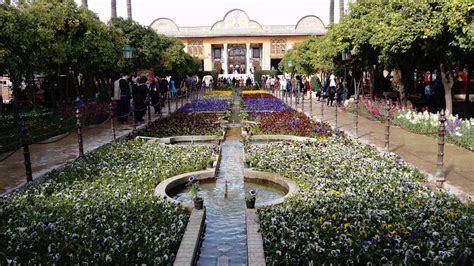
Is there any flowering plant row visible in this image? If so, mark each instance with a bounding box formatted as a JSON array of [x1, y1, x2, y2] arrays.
[[178, 98, 229, 112], [245, 140, 473, 264], [393, 110, 474, 151], [242, 93, 274, 99], [243, 97, 290, 112], [242, 90, 270, 95], [344, 98, 473, 151], [0, 140, 216, 264], [140, 112, 225, 138], [246, 110, 335, 138]]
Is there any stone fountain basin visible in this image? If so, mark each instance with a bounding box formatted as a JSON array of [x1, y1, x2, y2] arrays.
[[155, 169, 299, 212]]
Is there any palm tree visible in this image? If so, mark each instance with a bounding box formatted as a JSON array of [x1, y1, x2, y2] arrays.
[[81, 0, 87, 8], [111, 0, 117, 18], [126, 0, 132, 20], [339, 0, 344, 20], [329, 0, 334, 24]]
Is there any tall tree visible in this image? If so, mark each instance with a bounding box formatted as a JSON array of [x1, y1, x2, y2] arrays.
[[329, 0, 334, 24], [126, 0, 131, 19], [339, 0, 344, 20], [111, 0, 116, 18], [81, 0, 87, 8]]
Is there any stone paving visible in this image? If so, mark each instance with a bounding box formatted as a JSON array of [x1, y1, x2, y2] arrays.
[[173, 209, 206, 266], [246, 209, 266, 266], [280, 92, 473, 199], [0, 99, 181, 196]]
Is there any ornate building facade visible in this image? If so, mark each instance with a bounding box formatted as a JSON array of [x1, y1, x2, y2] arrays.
[[151, 9, 326, 76]]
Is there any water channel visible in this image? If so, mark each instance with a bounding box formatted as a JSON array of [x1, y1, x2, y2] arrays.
[[172, 94, 285, 265]]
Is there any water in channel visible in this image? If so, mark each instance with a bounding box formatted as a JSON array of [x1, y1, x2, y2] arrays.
[[173, 95, 284, 265]]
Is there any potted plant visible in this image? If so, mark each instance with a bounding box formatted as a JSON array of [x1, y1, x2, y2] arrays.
[[187, 176, 203, 210], [244, 189, 257, 209]]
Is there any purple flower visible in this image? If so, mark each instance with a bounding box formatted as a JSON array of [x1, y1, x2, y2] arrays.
[[249, 189, 257, 197], [179, 99, 228, 112], [188, 176, 196, 183]]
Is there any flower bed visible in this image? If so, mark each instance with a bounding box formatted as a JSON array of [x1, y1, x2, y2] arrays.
[[393, 110, 474, 151], [0, 140, 216, 263], [140, 112, 225, 138], [0, 102, 110, 155], [178, 98, 229, 112], [242, 93, 274, 99], [243, 97, 290, 112], [242, 90, 269, 95], [344, 98, 474, 151], [246, 110, 334, 138], [245, 140, 473, 264]]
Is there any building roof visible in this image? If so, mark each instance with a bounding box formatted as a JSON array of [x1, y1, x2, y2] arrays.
[[150, 9, 326, 38]]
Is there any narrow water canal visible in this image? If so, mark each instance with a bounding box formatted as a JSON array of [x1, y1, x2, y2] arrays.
[[172, 94, 284, 265]]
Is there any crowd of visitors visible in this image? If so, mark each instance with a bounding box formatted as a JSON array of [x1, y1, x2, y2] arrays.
[[112, 74, 201, 124]]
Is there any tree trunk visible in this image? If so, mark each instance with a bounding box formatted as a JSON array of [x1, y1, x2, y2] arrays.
[[465, 65, 471, 103], [339, 0, 344, 21], [81, 0, 87, 8], [111, 0, 117, 18], [329, 0, 334, 24], [439, 61, 454, 114], [392, 69, 407, 108], [368, 67, 375, 100], [126, 0, 132, 20]]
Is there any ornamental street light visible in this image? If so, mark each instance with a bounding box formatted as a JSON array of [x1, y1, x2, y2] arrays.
[[123, 44, 134, 59]]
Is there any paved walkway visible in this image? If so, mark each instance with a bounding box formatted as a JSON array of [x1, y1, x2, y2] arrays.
[[277, 91, 473, 200], [0, 97, 187, 196]]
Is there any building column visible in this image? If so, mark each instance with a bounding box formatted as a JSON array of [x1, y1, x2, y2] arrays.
[[246, 43, 251, 75], [223, 43, 228, 75], [262, 42, 271, 70]]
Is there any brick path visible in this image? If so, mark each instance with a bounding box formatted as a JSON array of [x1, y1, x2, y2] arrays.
[[0, 98, 184, 195]]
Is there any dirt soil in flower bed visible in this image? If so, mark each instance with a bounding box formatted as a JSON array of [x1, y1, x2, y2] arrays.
[[246, 110, 336, 138], [246, 139, 474, 264], [0, 139, 216, 263], [139, 112, 225, 138]]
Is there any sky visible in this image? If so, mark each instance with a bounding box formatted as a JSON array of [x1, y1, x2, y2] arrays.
[[75, 0, 348, 28]]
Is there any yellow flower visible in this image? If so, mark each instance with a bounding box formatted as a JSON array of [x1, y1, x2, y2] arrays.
[[319, 216, 325, 224], [242, 90, 269, 95], [332, 214, 337, 221], [360, 230, 367, 237], [344, 223, 350, 230]]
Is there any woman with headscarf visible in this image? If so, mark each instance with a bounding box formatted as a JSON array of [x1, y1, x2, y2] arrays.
[[132, 76, 148, 123]]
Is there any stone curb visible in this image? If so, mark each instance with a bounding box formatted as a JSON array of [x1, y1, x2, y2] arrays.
[[173, 208, 206, 266], [246, 209, 266, 266], [154, 169, 216, 212], [243, 169, 299, 208]]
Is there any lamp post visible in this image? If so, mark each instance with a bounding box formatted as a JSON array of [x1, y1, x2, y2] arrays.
[[123, 44, 134, 59]]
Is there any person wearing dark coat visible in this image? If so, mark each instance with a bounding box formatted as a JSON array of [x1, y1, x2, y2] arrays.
[[117, 73, 130, 123], [133, 76, 148, 122], [159, 77, 169, 107], [149, 77, 160, 114]]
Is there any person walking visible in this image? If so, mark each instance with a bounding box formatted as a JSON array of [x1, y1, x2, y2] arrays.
[[117, 73, 130, 123], [149, 77, 160, 114], [327, 74, 336, 106], [132, 76, 148, 123], [159, 77, 169, 107], [169, 77, 177, 98], [280, 77, 287, 97]]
